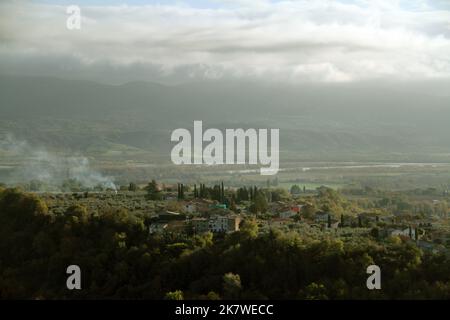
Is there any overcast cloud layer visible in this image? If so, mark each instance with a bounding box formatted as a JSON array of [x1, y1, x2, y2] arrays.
[[1, 0, 450, 84]]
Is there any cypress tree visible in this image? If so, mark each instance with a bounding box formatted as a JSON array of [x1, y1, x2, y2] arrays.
[[200, 184, 206, 199]]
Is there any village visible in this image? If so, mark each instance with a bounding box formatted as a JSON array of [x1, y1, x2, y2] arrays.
[[39, 181, 450, 255]]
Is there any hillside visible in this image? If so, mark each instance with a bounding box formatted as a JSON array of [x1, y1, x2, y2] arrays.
[[1, 74, 450, 163]]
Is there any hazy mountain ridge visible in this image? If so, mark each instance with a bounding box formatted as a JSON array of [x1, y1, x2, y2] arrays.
[[1, 74, 450, 163]]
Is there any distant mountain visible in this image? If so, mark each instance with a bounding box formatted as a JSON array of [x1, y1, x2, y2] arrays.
[[1, 74, 450, 163]]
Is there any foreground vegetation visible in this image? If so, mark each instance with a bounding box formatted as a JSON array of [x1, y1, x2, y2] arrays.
[[1, 185, 450, 300]]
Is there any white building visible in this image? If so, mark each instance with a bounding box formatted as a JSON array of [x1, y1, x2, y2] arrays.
[[391, 227, 416, 239], [204, 215, 242, 233], [209, 216, 229, 232]]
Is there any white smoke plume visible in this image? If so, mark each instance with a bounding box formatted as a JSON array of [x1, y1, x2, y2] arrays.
[[0, 133, 117, 192]]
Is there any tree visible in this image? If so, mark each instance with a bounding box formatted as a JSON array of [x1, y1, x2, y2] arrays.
[[240, 218, 259, 238], [199, 183, 208, 199], [165, 290, 184, 300], [66, 204, 89, 224], [145, 180, 162, 200], [271, 188, 289, 202], [128, 182, 138, 192], [250, 190, 268, 214], [206, 291, 221, 300], [290, 184, 301, 195], [221, 181, 225, 203], [236, 187, 249, 202], [29, 180, 44, 192], [370, 227, 379, 239], [211, 184, 222, 202], [229, 195, 237, 212], [223, 273, 242, 299], [303, 282, 328, 300], [302, 203, 316, 219], [177, 183, 185, 200]]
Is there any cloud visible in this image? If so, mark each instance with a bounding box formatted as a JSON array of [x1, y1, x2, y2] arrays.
[[1, 0, 450, 83]]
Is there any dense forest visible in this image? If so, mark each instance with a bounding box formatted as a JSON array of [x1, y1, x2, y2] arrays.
[[1, 187, 450, 299]]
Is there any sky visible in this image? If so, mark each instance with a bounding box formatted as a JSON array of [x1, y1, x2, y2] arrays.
[[1, 0, 450, 84]]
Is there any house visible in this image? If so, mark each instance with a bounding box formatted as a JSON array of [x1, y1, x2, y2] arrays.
[[209, 215, 229, 232], [209, 215, 241, 233], [227, 215, 242, 232], [391, 227, 416, 239], [291, 205, 303, 213], [191, 199, 215, 213], [149, 222, 168, 234], [330, 221, 340, 229], [190, 215, 241, 233], [315, 212, 329, 223], [279, 205, 303, 219], [280, 210, 296, 219], [210, 203, 227, 210]]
